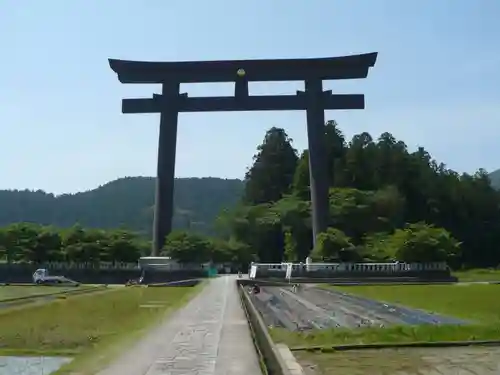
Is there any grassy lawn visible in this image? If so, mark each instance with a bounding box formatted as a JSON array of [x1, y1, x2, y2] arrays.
[[0, 285, 83, 301], [0, 284, 204, 374], [453, 268, 500, 281], [270, 284, 500, 348], [333, 284, 500, 322]]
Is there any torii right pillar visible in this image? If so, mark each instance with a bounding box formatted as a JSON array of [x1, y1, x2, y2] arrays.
[[303, 79, 330, 248]]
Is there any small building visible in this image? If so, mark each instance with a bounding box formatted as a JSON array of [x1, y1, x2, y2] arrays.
[[138, 256, 217, 271], [138, 256, 180, 270]]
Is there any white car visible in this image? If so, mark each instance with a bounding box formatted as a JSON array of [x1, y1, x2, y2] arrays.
[[32, 269, 79, 286]]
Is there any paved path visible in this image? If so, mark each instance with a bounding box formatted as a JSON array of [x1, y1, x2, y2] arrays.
[[97, 276, 262, 375]]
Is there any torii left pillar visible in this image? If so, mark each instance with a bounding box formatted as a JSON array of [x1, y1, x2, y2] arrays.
[[152, 82, 180, 256]]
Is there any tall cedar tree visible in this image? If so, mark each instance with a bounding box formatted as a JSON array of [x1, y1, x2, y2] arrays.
[[243, 127, 298, 204]]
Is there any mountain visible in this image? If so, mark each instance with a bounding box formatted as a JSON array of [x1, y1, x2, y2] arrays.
[[0, 177, 244, 235], [489, 169, 500, 189]]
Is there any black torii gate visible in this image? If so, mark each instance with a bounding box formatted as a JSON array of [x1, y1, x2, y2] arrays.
[[109, 53, 377, 256]]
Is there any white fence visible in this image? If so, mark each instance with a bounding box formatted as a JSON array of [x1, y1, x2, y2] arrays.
[[1, 261, 139, 270], [248, 261, 449, 279]]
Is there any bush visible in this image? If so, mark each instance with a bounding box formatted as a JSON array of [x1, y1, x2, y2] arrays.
[[310, 227, 354, 262], [387, 222, 461, 263]]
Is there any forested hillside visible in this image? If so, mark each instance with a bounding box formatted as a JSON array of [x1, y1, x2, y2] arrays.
[[214, 121, 500, 268], [0, 177, 244, 235], [1, 120, 500, 269], [488, 169, 500, 189]]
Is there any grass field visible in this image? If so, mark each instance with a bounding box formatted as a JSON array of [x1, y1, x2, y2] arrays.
[[0, 284, 204, 374], [270, 284, 500, 348], [0, 285, 83, 301], [453, 268, 500, 281]]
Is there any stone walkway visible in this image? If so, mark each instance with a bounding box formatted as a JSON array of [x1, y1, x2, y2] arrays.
[[97, 275, 262, 375]]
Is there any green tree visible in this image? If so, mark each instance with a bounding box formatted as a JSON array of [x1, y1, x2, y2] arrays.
[[209, 238, 256, 268], [273, 196, 312, 261], [105, 229, 143, 263], [219, 204, 284, 262], [226, 240, 257, 268], [31, 226, 62, 263], [244, 127, 298, 204], [362, 232, 393, 261], [310, 227, 353, 262], [343, 132, 378, 190], [3, 223, 40, 264], [388, 223, 461, 263], [324, 120, 347, 187], [161, 231, 212, 263], [292, 150, 310, 200], [61, 225, 100, 264]]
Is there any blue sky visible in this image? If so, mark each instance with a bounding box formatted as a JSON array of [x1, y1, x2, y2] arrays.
[[1, 0, 499, 194]]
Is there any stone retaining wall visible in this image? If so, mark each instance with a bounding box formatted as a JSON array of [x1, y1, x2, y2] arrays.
[[237, 279, 291, 375]]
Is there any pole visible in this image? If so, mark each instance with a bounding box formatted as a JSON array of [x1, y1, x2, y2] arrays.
[[304, 79, 330, 248], [151, 82, 180, 256]]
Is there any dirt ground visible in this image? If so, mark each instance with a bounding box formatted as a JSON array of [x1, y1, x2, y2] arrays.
[[250, 285, 465, 330], [295, 346, 500, 375]]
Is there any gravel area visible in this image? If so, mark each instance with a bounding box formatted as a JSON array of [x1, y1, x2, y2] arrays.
[[250, 285, 467, 330]]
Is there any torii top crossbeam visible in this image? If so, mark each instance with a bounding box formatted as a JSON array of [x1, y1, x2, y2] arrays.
[[108, 52, 378, 84]]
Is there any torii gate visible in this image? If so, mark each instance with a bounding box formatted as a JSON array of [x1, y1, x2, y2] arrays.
[[109, 53, 378, 256]]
